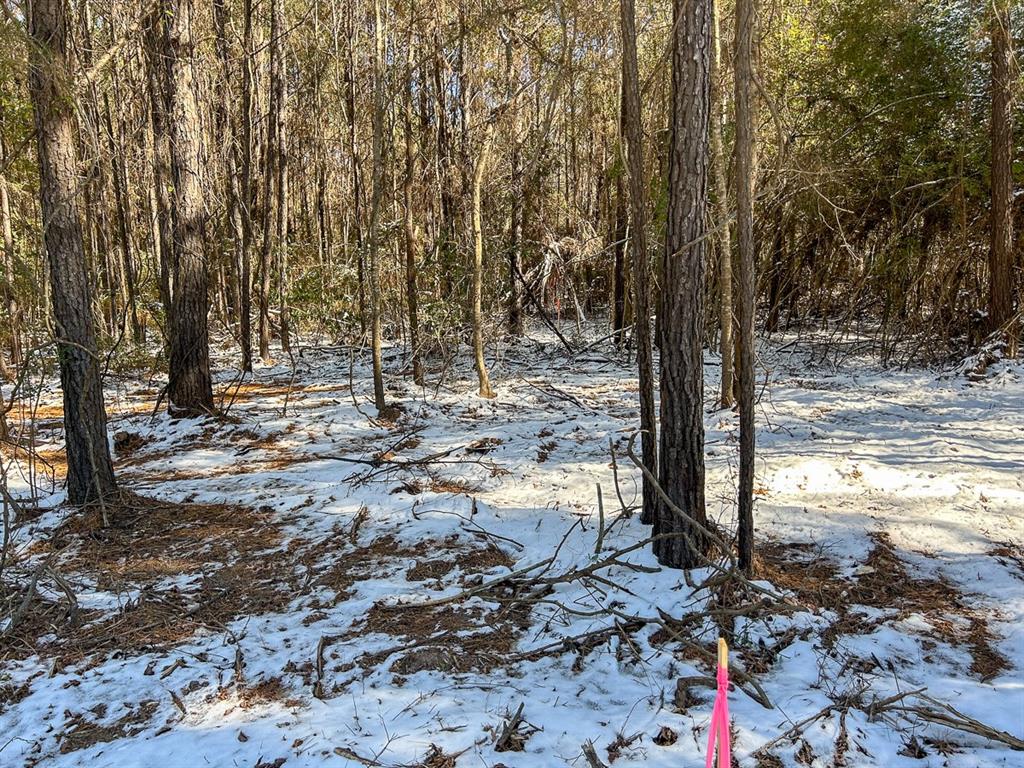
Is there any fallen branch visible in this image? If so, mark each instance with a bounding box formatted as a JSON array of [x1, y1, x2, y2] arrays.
[[380, 557, 554, 610], [883, 693, 1024, 751], [581, 740, 608, 768], [494, 702, 527, 752]]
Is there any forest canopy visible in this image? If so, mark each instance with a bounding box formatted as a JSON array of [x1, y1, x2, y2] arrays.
[[0, 0, 1018, 371]]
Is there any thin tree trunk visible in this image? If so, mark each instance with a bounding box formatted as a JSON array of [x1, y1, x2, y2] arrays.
[[77, 1, 118, 340], [611, 165, 627, 345], [28, 0, 118, 504], [213, 0, 250, 370], [611, 87, 627, 346], [711, 0, 733, 408], [764, 201, 785, 334], [239, 0, 255, 372], [472, 124, 496, 399], [258, 0, 284, 362], [345, 2, 366, 336], [164, 0, 214, 415], [367, 0, 387, 411], [505, 34, 524, 336], [101, 93, 142, 343], [988, 1, 1014, 341], [734, 0, 758, 575], [404, 22, 424, 386], [277, 24, 291, 354], [433, 30, 457, 298], [145, 6, 174, 337], [0, 124, 22, 368], [620, 0, 658, 524], [655, 0, 713, 568]]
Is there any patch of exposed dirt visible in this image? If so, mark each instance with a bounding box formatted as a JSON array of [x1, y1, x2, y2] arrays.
[[3, 495, 293, 665], [221, 381, 349, 404], [236, 678, 291, 709], [405, 545, 512, 582], [989, 542, 1024, 580], [758, 534, 1008, 680], [427, 476, 482, 495], [757, 541, 846, 607], [0, 680, 32, 715], [113, 431, 151, 457], [300, 535, 429, 599], [344, 573, 531, 677], [4, 499, 517, 681], [364, 601, 486, 639], [536, 440, 558, 463], [58, 700, 159, 754]]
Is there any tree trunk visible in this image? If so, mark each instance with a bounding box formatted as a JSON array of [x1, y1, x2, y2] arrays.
[[258, 0, 284, 362], [0, 124, 22, 368], [710, 0, 733, 409], [506, 34, 524, 336], [345, 3, 367, 336], [655, 0, 713, 568], [77, 1, 118, 340], [101, 93, 142, 344], [764, 201, 785, 334], [368, 0, 387, 411], [620, 0, 658, 524], [145, 6, 174, 338], [276, 21, 291, 355], [239, 0, 255, 372], [988, 1, 1014, 340], [404, 23, 424, 386], [611, 86, 627, 347], [28, 0, 118, 504], [734, 0, 758, 575], [164, 0, 214, 415], [472, 125, 496, 399], [433, 30, 457, 299], [213, 0, 252, 371]]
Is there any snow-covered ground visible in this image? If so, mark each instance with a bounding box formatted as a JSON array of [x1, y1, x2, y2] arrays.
[[1, 325, 1022, 767]]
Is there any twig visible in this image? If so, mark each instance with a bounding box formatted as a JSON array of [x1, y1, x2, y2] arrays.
[[581, 740, 608, 768], [380, 557, 554, 610], [494, 702, 526, 752], [594, 483, 606, 555], [884, 693, 1024, 751]]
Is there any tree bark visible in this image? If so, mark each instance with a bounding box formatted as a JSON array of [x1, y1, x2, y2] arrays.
[[101, 92, 142, 344], [239, 0, 255, 371], [28, 0, 118, 504], [710, 0, 734, 409], [367, 0, 387, 411], [505, 33, 524, 336], [471, 124, 496, 399], [163, 0, 214, 415], [0, 122, 22, 369], [988, 1, 1015, 340], [611, 85, 627, 347], [655, 0, 713, 568], [258, 0, 285, 362], [213, 0, 252, 371], [144, 6, 174, 337], [345, 3, 367, 336], [404, 22, 424, 386], [276, 22, 291, 355], [734, 0, 758, 575], [620, 0, 658, 525]]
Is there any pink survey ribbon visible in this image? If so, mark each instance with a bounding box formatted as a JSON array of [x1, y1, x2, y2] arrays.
[[705, 664, 731, 768]]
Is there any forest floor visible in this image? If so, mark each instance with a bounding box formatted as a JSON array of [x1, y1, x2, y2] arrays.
[[1, 323, 1022, 768]]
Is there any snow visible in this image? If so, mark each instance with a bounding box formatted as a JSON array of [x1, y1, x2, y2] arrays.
[[1, 324, 1022, 767]]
